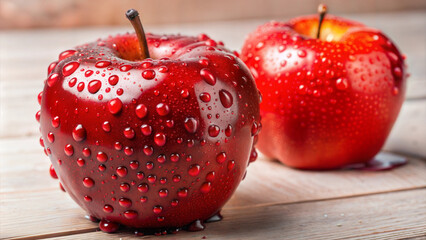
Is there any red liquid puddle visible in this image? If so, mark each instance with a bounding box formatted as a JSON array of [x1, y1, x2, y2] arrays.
[[344, 152, 407, 171]]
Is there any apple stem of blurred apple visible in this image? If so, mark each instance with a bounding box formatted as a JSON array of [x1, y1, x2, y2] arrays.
[[126, 9, 150, 59], [317, 4, 327, 39]]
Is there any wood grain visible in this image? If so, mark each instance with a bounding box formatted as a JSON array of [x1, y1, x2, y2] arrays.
[[42, 189, 426, 240]]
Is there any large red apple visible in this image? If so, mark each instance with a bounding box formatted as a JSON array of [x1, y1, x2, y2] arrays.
[[241, 6, 407, 169], [37, 10, 260, 233]]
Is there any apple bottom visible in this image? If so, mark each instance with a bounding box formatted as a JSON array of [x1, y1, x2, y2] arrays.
[[51, 133, 254, 230], [256, 113, 394, 170]]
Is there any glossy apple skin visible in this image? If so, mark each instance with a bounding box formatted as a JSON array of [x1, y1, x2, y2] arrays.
[[241, 15, 407, 169], [38, 33, 260, 229]]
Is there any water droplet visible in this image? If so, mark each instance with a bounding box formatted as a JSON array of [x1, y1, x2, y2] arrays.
[[392, 86, 399, 95], [95, 61, 111, 68], [108, 75, 119, 85], [68, 78, 77, 87], [138, 183, 149, 193], [88, 80, 102, 93], [85, 70, 94, 77], [120, 65, 132, 72], [180, 88, 190, 98], [124, 210, 138, 219], [49, 165, 58, 179], [142, 70, 156, 80], [64, 144, 74, 156], [393, 67, 402, 78], [135, 104, 148, 118], [171, 199, 179, 207], [216, 152, 227, 164], [83, 177, 94, 188], [51, 116, 60, 128], [123, 127, 135, 139], [178, 188, 188, 197], [156, 103, 170, 116], [143, 145, 153, 156], [59, 49, 77, 61], [72, 124, 86, 141], [227, 160, 235, 171], [97, 152, 108, 162], [119, 197, 132, 208], [98, 164, 106, 171], [140, 124, 152, 136], [219, 90, 233, 108], [206, 171, 215, 181], [200, 68, 216, 85], [170, 153, 180, 162], [82, 148, 91, 157], [77, 82, 85, 92], [153, 205, 163, 214], [173, 175, 181, 183], [47, 73, 59, 87], [255, 42, 264, 50], [154, 133, 166, 146], [116, 166, 128, 177], [99, 220, 119, 233], [159, 189, 168, 198], [199, 58, 209, 66], [297, 50, 307, 57], [335, 78, 349, 90], [208, 125, 220, 137], [47, 132, 55, 143], [158, 66, 168, 73], [200, 182, 212, 193], [103, 204, 114, 213], [120, 183, 130, 192], [184, 117, 198, 133], [146, 161, 154, 170], [147, 175, 157, 184], [225, 125, 232, 137], [199, 92, 211, 102], [62, 62, 80, 76], [102, 121, 111, 132], [77, 158, 85, 167], [188, 164, 201, 176], [48, 61, 57, 75], [108, 98, 122, 114], [251, 122, 259, 136]]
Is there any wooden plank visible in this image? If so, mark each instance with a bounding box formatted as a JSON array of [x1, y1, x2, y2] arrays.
[[0, 190, 96, 240], [41, 189, 426, 240]]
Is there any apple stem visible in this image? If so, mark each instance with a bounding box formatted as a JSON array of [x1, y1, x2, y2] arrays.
[[126, 9, 150, 59], [316, 4, 328, 39]]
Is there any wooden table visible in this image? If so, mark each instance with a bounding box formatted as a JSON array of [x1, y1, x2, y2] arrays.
[[1, 11, 425, 239]]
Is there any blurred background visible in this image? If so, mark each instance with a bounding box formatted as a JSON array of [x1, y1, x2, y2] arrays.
[[1, 0, 425, 29]]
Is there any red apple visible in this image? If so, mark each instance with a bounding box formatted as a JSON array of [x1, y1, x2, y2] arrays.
[[37, 10, 260, 233], [241, 5, 407, 169]]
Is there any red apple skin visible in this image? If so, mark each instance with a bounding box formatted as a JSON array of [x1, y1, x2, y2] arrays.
[[38, 33, 260, 229], [241, 15, 407, 169]]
